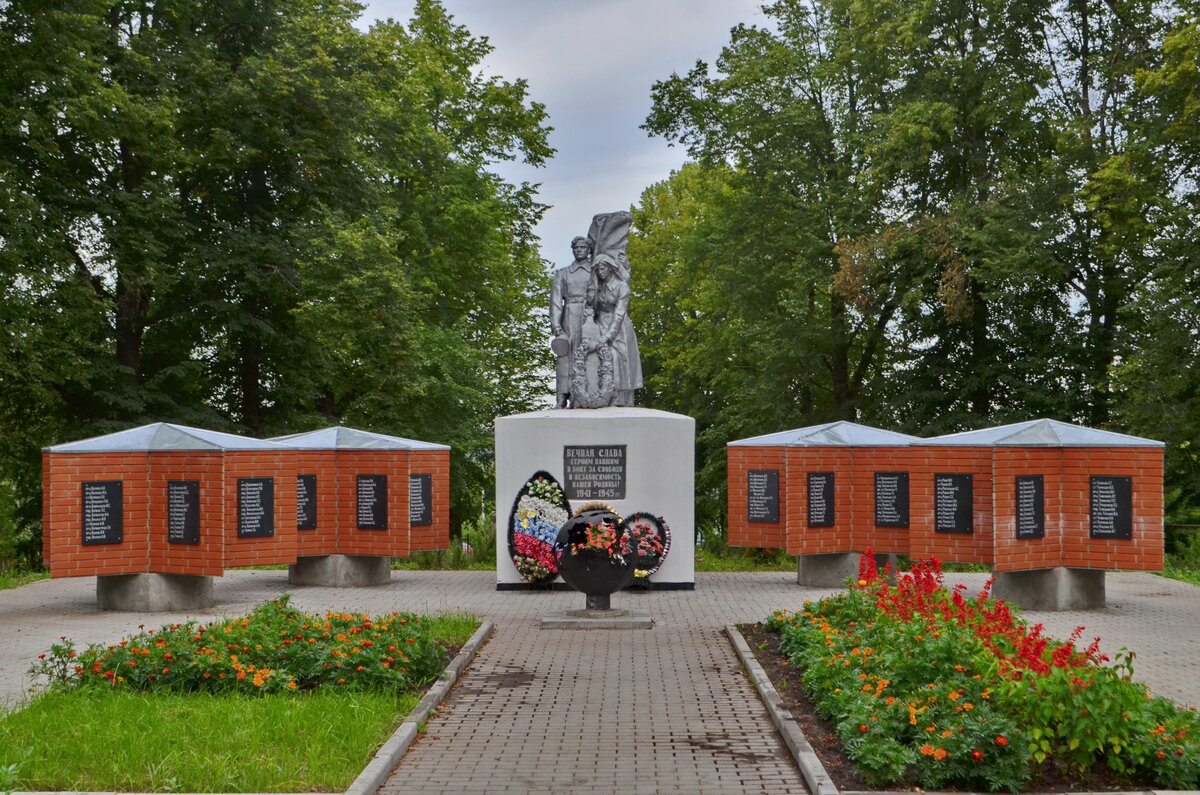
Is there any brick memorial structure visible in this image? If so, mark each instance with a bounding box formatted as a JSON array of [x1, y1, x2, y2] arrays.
[[43, 423, 449, 609], [728, 422, 919, 587], [270, 427, 450, 586], [728, 419, 1164, 610]]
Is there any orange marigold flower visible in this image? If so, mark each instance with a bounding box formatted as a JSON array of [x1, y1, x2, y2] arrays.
[[933, 748, 947, 760], [941, 730, 953, 738], [920, 744, 935, 756], [995, 736, 1008, 746], [972, 750, 984, 762], [859, 724, 869, 733]]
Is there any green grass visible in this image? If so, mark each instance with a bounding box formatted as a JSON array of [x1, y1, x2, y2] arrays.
[[0, 569, 48, 590], [1158, 562, 1200, 587], [694, 547, 793, 572], [1, 609, 479, 792], [0, 689, 414, 792]]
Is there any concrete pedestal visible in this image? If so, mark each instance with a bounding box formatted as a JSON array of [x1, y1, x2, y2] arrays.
[[797, 551, 898, 588], [96, 573, 214, 611], [991, 567, 1106, 611], [540, 609, 654, 629], [496, 407, 695, 588], [288, 554, 391, 587]]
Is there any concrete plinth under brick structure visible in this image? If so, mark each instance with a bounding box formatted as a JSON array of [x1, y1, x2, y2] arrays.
[[796, 551, 899, 587], [96, 572, 214, 611], [991, 566, 1106, 611], [288, 554, 391, 586], [495, 407, 695, 589]]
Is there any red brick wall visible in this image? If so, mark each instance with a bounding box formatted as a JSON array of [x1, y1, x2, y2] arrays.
[[726, 446, 787, 549], [992, 448, 1064, 572], [852, 447, 917, 555], [222, 452, 299, 568], [43, 452, 151, 578], [289, 451, 339, 559], [1059, 447, 1163, 571], [145, 452, 224, 576], [408, 449, 450, 552], [909, 446, 994, 566], [334, 450, 411, 557], [786, 448, 854, 555]]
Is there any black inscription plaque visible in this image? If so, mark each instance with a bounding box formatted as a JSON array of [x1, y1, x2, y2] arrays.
[[296, 474, 317, 530], [167, 480, 200, 544], [237, 477, 274, 538], [81, 480, 123, 545], [409, 473, 432, 527], [934, 473, 973, 534], [1015, 476, 1045, 539], [747, 469, 780, 523], [807, 472, 835, 527], [357, 474, 388, 530], [1090, 476, 1133, 540], [874, 472, 909, 527], [563, 445, 627, 500]]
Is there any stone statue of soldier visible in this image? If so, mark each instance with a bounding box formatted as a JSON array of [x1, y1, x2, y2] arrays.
[[550, 212, 642, 409], [549, 236, 594, 409]]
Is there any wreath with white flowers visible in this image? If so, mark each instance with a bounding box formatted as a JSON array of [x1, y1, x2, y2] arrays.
[[508, 471, 570, 584]]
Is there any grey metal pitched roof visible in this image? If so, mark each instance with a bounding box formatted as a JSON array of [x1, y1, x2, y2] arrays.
[[269, 426, 449, 451], [44, 423, 286, 452], [921, 418, 1163, 447], [728, 421, 920, 447]]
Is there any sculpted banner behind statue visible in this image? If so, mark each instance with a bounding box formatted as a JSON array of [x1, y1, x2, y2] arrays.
[[550, 211, 642, 409]]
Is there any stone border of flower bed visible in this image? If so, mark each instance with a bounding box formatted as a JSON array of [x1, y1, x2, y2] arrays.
[[726, 623, 839, 795], [345, 619, 494, 795]]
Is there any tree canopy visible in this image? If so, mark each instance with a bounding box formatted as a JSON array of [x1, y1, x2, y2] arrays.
[[636, 0, 1200, 525], [0, 0, 553, 563]]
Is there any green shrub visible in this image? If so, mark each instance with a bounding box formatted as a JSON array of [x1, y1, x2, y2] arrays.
[[30, 596, 446, 695], [765, 556, 1200, 791]]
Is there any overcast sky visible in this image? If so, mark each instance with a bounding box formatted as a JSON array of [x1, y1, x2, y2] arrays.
[[359, 0, 767, 267]]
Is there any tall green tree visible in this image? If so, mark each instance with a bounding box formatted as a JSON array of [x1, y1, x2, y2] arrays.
[[0, 0, 552, 559]]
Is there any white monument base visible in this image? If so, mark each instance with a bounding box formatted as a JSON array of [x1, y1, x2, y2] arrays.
[[495, 407, 695, 588]]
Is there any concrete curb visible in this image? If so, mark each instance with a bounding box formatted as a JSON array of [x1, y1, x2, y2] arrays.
[[725, 624, 839, 795], [345, 619, 494, 795]]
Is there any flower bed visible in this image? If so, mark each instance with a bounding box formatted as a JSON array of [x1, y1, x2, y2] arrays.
[[30, 596, 445, 694], [764, 554, 1199, 792]]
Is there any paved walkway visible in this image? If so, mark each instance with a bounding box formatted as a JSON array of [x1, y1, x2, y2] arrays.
[[2, 570, 1198, 793]]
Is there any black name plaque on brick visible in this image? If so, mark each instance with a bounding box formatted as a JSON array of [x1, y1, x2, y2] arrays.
[[1090, 476, 1132, 540], [82, 480, 123, 546], [237, 477, 274, 538], [1016, 476, 1045, 539], [167, 480, 200, 544], [807, 472, 835, 527], [297, 474, 317, 530], [409, 473, 432, 527], [934, 473, 973, 534], [357, 474, 388, 530], [874, 472, 909, 528], [747, 469, 780, 523]]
